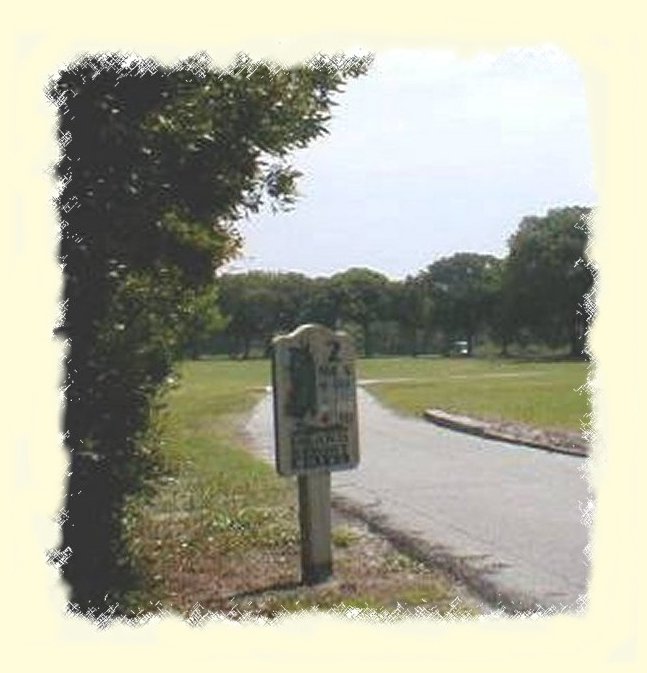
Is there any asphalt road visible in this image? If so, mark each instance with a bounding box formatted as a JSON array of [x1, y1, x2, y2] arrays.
[[243, 386, 592, 612]]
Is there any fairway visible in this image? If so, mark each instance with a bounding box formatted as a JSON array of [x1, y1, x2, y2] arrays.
[[356, 357, 590, 432], [170, 355, 590, 433]]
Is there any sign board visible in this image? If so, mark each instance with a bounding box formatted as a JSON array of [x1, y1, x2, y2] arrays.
[[272, 324, 360, 477]]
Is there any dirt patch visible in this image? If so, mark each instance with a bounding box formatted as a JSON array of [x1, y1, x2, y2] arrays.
[[126, 465, 482, 622], [141, 506, 481, 620], [485, 420, 587, 455]]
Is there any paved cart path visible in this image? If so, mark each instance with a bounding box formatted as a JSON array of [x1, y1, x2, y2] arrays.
[[243, 387, 592, 611]]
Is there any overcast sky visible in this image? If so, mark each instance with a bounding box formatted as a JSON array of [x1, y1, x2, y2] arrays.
[[224, 46, 597, 280]]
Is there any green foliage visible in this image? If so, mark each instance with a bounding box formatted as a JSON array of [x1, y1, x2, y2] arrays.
[[215, 267, 398, 358], [504, 206, 593, 356], [420, 253, 503, 354], [181, 285, 229, 359], [391, 275, 435, 355], [49, 52, 371, 608], [218, 271, 317, 357], [328, 268, 392, 355], [212, 203, 593, 363]]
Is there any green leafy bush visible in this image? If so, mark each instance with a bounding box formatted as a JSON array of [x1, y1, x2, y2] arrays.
[[48, 52, 371, 609]]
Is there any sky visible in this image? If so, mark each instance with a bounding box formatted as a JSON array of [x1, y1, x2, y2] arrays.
[[224, 46, 597, 281]]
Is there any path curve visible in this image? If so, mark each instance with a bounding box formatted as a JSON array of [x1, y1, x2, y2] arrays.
[[243, 387, 592, 612]]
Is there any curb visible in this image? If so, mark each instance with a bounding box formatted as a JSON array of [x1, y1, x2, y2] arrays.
[[423, 409, 588, 458]]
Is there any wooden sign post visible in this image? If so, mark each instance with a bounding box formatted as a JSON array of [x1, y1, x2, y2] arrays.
[[272, 324, 359, 585]]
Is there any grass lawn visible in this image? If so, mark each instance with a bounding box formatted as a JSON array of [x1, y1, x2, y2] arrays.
[[123, 358, 473, 618], [357, 356, 591, 432]]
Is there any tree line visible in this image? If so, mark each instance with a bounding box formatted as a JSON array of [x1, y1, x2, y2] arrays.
[[208, 205, 593, 360]]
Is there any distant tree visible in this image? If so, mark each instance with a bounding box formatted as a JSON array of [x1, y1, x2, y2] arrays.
[[218, 271, 315, 357], [421, 253, 502, 355], [504, 206, 593, 357], [217, 269, 401, 357], [392, 275, 434, 356], [328, 268, 393, 356], [476, 257, 515, 356], [270, 272, 316, 333], [298, 276, 340, 329], [181, 285, 229, 359]]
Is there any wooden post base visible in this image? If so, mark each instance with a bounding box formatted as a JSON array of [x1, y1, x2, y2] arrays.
[[298, 472, 332, 585]]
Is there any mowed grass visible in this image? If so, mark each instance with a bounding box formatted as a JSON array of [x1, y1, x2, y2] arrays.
[[124, 358, 300, 613], [357, 357, 590, 432], [124, 358, 472, 618]]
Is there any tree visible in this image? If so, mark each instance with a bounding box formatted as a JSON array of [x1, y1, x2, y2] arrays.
[[485, 257, 517, 356], [48, 52, 371, 608], [216, 270, 424, 357], [297, 276, 340, 329], [270, 272, 317, 335], [504, 206, 593, 357], [328, 268, 393, 356], [391, 276, 434, 356], [217, 271, 314, 358], [181, 285, 229, 359], [421, 253, 502, 355]]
